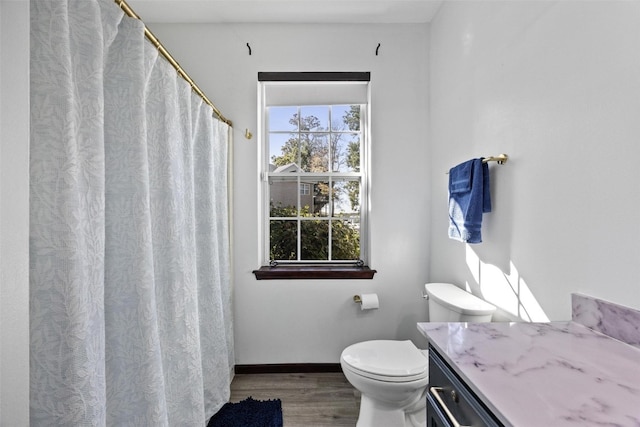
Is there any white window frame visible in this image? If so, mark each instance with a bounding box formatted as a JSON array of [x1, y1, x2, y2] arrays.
[[258, 73, 371, 266], [299, 183, 311, 196]]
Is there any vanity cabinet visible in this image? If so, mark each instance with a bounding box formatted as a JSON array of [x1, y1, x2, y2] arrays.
[[420, 320, 640, 426], [427, 345, 503, 427]]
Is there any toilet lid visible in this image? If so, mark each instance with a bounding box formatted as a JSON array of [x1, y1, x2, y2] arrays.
[[341, 340, 428, 379]]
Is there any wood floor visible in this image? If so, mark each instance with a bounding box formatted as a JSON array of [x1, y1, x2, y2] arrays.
[[230, 372, 361, 426]]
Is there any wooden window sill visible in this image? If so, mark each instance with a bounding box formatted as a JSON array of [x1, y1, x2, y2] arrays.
[[253, 265, 376, 280]]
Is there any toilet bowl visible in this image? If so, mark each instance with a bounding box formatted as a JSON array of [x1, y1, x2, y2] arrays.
[[340, 340, 429, 427], [341, 283, 496, 427]]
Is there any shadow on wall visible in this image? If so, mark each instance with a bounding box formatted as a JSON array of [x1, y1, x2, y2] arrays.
[[465, 245, 549, 322], [451, 157, 548, 322]]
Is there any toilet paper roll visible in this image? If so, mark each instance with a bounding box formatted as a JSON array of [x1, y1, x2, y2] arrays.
[[360, 293, 379, 310]]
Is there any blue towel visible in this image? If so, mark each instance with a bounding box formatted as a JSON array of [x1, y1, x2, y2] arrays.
[[448, 158, 491, 243]]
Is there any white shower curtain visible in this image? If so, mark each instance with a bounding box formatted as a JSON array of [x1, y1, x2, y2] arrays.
[[30, 0, 233, 425]]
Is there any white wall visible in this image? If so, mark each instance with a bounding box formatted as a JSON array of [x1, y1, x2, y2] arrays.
[[0, 0, 30, 425], [5, 0, 637, 401], [152, 23, 431, 363], [428, 1, 640, 321]]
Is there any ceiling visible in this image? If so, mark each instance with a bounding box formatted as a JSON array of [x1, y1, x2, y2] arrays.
[[127, 0, 444, 24]]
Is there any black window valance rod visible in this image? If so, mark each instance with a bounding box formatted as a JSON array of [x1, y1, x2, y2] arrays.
[[259, 72, 370, 82]]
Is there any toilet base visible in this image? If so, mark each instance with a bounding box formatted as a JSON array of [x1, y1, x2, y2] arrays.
[[356, 389, 426, 427]]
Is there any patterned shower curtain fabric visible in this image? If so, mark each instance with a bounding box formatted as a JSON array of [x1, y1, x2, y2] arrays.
[[30, 0, 233, 425]]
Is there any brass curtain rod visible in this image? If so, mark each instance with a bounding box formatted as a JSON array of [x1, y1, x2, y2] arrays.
[[114, 0, 233, 127]]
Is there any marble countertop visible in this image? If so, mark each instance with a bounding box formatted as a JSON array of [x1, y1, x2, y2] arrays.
[[418, 321, 640, 426]]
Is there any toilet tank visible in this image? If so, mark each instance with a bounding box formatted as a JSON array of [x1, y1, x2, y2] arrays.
[[425, 283, 496, 322]]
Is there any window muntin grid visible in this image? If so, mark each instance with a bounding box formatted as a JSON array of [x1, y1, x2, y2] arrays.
[[266, 104, 365, 263]]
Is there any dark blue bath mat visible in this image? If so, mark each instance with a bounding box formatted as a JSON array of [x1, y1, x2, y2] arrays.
[[207, 396, 283, 427]]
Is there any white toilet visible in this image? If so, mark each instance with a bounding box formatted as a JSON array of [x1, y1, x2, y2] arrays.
[[340, 283, 496, 427]]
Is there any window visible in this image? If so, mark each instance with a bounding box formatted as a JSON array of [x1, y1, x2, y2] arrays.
[[254, 72, 375, 279]]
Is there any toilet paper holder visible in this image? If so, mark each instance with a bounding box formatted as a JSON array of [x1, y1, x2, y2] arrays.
[[353, 294, 379, 310]]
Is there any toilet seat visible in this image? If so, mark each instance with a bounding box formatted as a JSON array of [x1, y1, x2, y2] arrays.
[[341, 340, 428, 383]]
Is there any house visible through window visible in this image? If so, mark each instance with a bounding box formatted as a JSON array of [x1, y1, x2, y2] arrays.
[[258, 72, 371, 269]]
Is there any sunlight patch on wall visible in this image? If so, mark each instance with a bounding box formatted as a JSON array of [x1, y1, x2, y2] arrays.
[[465, 245, 549, 322]]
